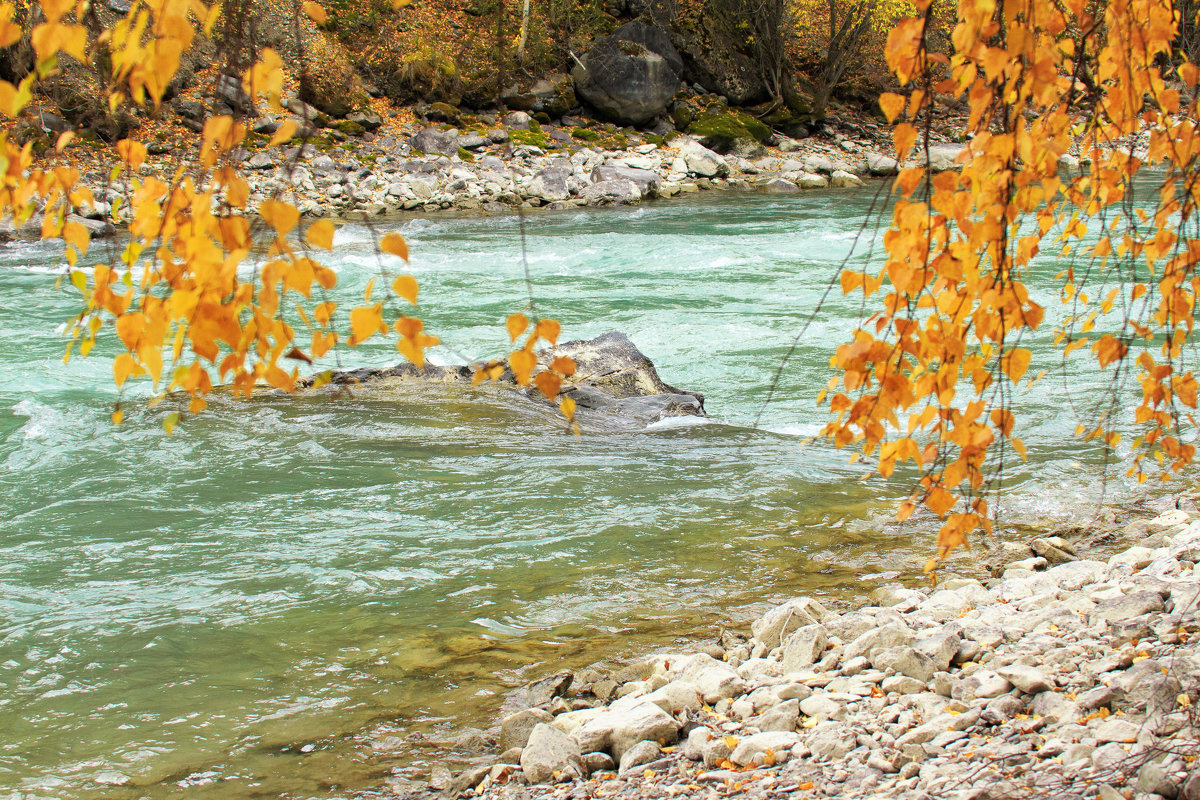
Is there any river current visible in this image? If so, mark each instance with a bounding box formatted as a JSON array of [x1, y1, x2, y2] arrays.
[[0, 188, 1165, 798]]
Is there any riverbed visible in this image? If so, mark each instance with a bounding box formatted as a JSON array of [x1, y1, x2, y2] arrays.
[[0, 188, 1157, 798]]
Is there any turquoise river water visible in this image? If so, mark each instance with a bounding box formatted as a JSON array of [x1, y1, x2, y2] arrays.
[[0, 187, 1175, 799]]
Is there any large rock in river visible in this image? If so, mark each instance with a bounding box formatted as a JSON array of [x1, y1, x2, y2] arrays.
[[306, 331, 705, 430], [573, 22, 683, 126]]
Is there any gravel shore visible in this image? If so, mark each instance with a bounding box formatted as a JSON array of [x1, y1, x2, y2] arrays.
[[399, 501, 1200, 800]]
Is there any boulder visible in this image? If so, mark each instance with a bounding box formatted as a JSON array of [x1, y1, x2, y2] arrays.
[[499, 708, 554, 752], [573, 25, 682, 126], [866, 152, 899, 175], [572, 701, 680, 759], [764, 178, 799, 193], [780, 624, 827, 672], [346, 110, 383, 131], [546, 331, 706, 426], [409, 128, 459, 156], [751, 598, 825, 650], [527, 167, 571, 202], [922, 143, 966, 172], [520, 723, 583, 783], [591, 165, 660, 196], [307, 332, 705, 430], [830, 169, 866, 188], [504, 73, 577, 118], [674, 138, 729, 178], [729, 731, 801, 766], [581, 179, 642, 205]]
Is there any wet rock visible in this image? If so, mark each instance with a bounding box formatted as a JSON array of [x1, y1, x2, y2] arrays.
[[547, 331, 706, 427], [499, 708, 554, 752]]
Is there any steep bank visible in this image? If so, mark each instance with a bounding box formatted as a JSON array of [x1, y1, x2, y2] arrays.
[[413, 498, 1200, 800]]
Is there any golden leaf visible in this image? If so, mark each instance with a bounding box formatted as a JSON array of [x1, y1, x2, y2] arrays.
[[506, 313, 529, 343], [551, 355, 576, 376], [270, 120, 298, 147], [509, 349, 536, 386], [302, 0, 327, 23], [879, 92, 905, 122], [349, 303, 383, 344], [381, 232, 409, 261], [259, 200, 299, 235], [306, 219, 335, 250], [393, 275, 419, 305]]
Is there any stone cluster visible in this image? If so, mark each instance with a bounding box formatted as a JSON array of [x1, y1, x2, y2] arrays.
[[430, 506, 1200, 800]]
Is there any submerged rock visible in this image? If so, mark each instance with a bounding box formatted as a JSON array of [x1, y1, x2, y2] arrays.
[[305, 331, 705, 430]]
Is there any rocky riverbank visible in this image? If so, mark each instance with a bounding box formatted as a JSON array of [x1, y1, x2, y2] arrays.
[[2, 105, 962, 242], [398, 499, 1200, 800]]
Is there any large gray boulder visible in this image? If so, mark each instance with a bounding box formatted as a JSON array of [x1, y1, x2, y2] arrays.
[[520, 723, 583, 783], [580, 179, 642, 205], [591, 165, 660, 196], [573, 23, 682, 126], [547, 331, 705, 425], [571, 701, 680, 759], [305, 332, 705, 430], [409, 128, 459, 156]]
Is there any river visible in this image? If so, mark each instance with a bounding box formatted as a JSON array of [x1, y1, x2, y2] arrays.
[[0, 187, 1160, 798]]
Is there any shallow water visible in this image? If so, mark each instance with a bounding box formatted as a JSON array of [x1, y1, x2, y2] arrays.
[[0, 188, 1170, 798]]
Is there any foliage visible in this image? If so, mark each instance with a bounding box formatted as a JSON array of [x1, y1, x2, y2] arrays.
[[824, 0, 1200, 569], [0, 0, 578, 430]]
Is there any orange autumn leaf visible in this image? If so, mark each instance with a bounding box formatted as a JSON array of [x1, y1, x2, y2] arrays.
[[509, 349, 536, 386], [393, 275, 419, 305], [534, 371, 562, 400], [306, 219, 335, 250], [349, 303, 384, 344], [506, 313, 529, 343], [381, 232, 409, 261]]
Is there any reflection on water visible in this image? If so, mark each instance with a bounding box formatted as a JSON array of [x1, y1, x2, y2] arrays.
[[0, 190, 1167, 798]]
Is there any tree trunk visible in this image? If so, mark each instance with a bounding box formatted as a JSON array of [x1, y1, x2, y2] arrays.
[[518, 0, 531, 62]]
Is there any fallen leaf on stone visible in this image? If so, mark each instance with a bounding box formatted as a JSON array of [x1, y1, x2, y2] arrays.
[[722, 736, 738, 749], [798, 781, 815, 790], [643, 769, 655, 779], [1179, 694, 1192, 707]]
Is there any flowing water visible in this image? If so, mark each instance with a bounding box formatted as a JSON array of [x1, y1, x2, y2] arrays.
[[0, 186, 1176, 799]]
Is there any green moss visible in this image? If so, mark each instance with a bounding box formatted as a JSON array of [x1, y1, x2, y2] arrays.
[[686, 110, 771, 151], [572, 127, 600, 142], [532, 111, 552, 125], [527, 117, 542, 134], [457, 146, 476, 162], [332, 119, 367, 136], [643, 133, 665, 146], [509, 128, 550, 148]]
